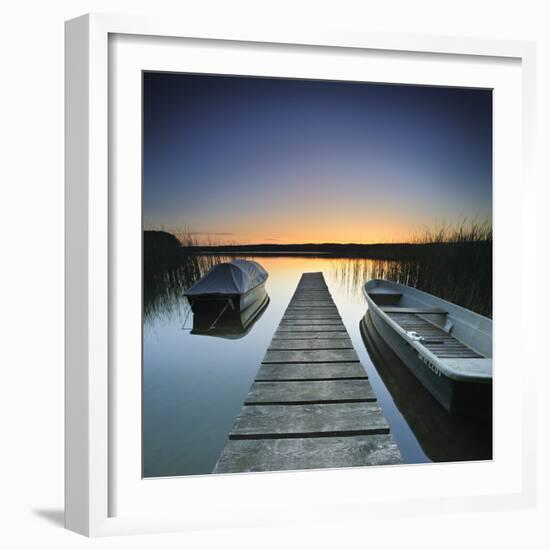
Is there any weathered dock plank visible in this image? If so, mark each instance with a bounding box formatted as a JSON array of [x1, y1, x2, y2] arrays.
[[273, 330, 349, 339], [263, 349, 360, 364], [292, 293, 331, 298], [296, 288, 327, 292], [213, 435, 402, 473], [286, 305, 338, 311], [285, 303, 335, 308], [268, 338, 353, 350], [289, 297, 333, 300], [244, 380, 376, 404], [277, 326, 346, 334], [285, 311, 340, 317], [213, 272, 402, 473], [255, 362, 369, 381], [278, 319, 345, 326], [229, 402, 390, 439], [285, 305, 339, 309], [283, 312, 342, 319]]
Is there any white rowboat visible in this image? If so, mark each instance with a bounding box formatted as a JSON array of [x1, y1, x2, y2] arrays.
[[363, 279, 492, 416]]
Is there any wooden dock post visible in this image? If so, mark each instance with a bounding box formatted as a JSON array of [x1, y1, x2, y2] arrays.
[[214, 272, 402, 473]]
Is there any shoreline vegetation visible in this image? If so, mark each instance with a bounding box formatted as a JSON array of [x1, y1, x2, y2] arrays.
[[144, 221, 492, 318]]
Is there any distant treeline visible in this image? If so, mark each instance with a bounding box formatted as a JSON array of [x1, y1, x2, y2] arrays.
[[144, 226, 492, 264], [181, 241, 491, 260], [169, 219, 492, 260]]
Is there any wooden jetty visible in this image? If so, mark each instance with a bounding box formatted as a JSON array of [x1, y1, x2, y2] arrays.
[[213, 272, 402, 473]]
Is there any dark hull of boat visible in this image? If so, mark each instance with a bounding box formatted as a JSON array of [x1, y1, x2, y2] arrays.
[[186, 282, 267, 315], [191, 294, 269, 339], [368, 305, 492, 418]]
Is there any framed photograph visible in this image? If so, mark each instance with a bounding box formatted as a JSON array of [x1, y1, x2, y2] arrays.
[[65, 13, 537, 536]]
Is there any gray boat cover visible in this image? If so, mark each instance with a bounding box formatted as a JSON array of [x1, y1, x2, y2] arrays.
[[185, 260, 268, 296]]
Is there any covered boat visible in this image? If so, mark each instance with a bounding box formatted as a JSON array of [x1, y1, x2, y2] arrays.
[[363, 279, 492, 417], [185, 259, 268, 314]]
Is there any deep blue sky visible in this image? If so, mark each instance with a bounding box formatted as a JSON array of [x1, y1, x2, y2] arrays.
[[143, 72, 492, 244]]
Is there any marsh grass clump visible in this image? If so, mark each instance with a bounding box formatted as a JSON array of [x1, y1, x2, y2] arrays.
[[330, 220, 492, 317], [143, 228, 224, 322], [385, 220, 492, 317], [411, 219, 492, 245]]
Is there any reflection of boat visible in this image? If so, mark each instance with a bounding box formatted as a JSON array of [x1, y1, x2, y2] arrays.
[[363, 279, 492, 417], [185, 260, 268, 314], [191, 294, 269, 339], [360, 312, 492, 461]]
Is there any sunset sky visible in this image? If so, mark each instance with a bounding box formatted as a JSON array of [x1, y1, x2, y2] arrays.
[[143, 73, 492, 244]]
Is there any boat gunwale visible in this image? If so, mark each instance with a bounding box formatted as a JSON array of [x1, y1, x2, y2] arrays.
[[363, 281, 492, 383]]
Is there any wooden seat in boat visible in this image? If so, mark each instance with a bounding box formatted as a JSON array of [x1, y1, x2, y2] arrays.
[[368, 291, 403, 306], [386, 312, 482, 358], [380, 307, 447, 315]]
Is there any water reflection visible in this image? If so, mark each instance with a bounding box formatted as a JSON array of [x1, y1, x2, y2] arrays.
[[360, 311, 492, 462]]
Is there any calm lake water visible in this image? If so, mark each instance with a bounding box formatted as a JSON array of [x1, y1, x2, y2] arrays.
[[143, 255, 491, 477]]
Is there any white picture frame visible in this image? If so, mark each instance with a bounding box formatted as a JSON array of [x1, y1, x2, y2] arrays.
[[65, 12, 537, 537]]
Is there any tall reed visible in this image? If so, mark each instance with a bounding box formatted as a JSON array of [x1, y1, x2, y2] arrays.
[[143, 229, 224, 323]]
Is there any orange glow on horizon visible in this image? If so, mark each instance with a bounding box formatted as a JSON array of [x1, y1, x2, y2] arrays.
[[158, 193, 491, 247], [170, 221, 424, 246]]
